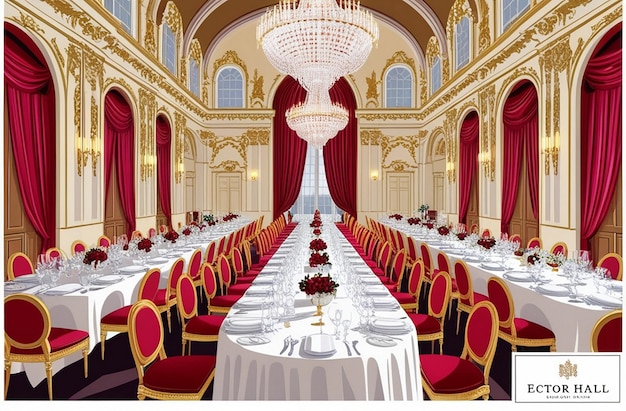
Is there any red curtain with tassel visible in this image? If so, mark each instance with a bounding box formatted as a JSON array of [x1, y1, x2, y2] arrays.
[[4, 24, 57, 252], [324, 78, 358, 218], [501, 82, 539, 234], [272, 76, 309, 219], [580, 27, 622, 255], [156, 116, 172, 228], [457, 111, 479, 224], [104, 90, 136, 236]]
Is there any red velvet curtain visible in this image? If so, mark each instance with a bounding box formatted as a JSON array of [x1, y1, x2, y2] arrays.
[[4, 25, 57, 252], [156, 116, 172, 228], [457, 111, 479, 224], [324, 78, 358, 218], [272, 76, 309, 219], [580, 28, 622, 254], [104, 90, 136, 236], [501, 82, 539, 234]]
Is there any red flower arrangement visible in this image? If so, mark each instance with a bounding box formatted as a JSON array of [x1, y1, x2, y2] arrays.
[[222, 212, 239, 222], [437, 226, 450, 236], [310, 219, 322, 228], [477, 237, 496, 250], [389, 213, 403, 220], [456, 232, 468, 240], [312, 228, 322, 237], [426, 222, 434, 229], [309, 252, 330, 267], [182, 227, 192, 236], [309, 238, 327, 252], [299, 273, 339, 296], [407, 217, 421, 225], [83, 247, 108, 268], [164, 231, 179, 243], [137, 238, 153, 253], [514, 247, 525, 256]]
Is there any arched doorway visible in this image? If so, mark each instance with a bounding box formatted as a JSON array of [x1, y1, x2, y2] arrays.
[[501, 81, 540, 244], [580, 24, 622, 262], [3, 23, 56, 273], [103, 89, 136, 239], [458, 111, 479, 230]]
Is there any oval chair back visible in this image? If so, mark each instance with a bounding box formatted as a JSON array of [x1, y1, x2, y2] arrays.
[[98, 235, 111, 248], [377, 241, 392, 270], [217, 254, 232, 294], [406, 235, 418, 263], [204, 240, 217, 265], [597, 252, 623, 281], [176, 275, 198, 322], [463, 301, 499, 383], [428, 271, 451, 319], [139, 268, 161, 302], [127, 300, 165, 381], [486, 277, 515, 330], [591, 310, 622, 352], [71, 240, 87, 256], [419, 243, 434, 281], [148, 227, 157, 238], [526, 237, 542, 250], [217, 235, 228, 257], [508, 234, 521, 248], [408, 259, 425, 300], [395, 229, 406, 251], [437, 252, 451, 276], [7, 252, 35, 281], [187, 248, 203, 280], [390, 250, 407, 289], [45, 247, 65, 261], [549, 242, 568, 258], [481, 229, 491, 237], [231, 247, 245, 280], [201, 263, 219, 306]]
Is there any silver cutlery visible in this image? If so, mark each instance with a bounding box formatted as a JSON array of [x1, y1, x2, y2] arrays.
[[279, 335, 291, 355], [287, 337, 299, 356], [344, 340, 352, 356], [352, 340, 361, 355]]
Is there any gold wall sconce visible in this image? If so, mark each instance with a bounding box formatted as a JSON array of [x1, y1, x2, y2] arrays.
[[76, 132, 101, 177], [542, 131, 559, 175], [175, 162, 184, 184], [446, 160, 455, 183], [250, 170, 258, 181], [370, 170, 378, 181], [478, 150, 494, 181], [140, 153, 156, 181]]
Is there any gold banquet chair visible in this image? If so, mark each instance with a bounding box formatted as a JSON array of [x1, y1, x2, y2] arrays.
[[591, 309, 622, 352]]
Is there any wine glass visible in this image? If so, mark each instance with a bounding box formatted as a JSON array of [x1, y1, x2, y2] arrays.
[[341, 312, 353, 343], [330, 307, 343, 340]]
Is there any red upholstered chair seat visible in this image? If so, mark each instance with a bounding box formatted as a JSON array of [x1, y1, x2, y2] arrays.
[[153, 289, 170, 306], [460, 292, 488, 306], [234, 275, 256, 284], [184, 315, 225, 335], [408, 313, 441, 334], [143, 354, 216, 393], [10, 328, 89, 355], [420, 354, 485, 394], [210, 294, 241, 307], [100, 306, 131, 325], [502, 318, 556, 340]]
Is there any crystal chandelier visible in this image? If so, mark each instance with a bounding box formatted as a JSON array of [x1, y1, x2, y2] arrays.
[[286, 87, 349, 149], [257, 0, 379, 92]]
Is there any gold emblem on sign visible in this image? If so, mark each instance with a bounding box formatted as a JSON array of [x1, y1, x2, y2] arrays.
[[559, 359, 578, 380]]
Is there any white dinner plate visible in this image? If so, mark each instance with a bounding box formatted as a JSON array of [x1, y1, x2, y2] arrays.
[[119, 265, 146, 274], [43, 283, 83, 295], [536, 284, 569, 297], [365, 286, 389, 295], [303, 334, 336, 356], [236, 336, 271, 346], [92, 275, 123, 285], [245, 287, 270, 296], [234, 299, 266, 310], [585, 293, 622, 308], [480, 262, 504, 271], [366, 336, 397, 347], [4, 282, 37, 292], [13, 274, 39, 283], [503, 271, 533, 282], [146, 257, 169, 265], [370, 318, 409, 331]]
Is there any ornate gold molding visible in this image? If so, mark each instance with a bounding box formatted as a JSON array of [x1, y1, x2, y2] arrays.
[[144, 18, 156, 56], [203, 113, 274, 121], [387, 160, 415, 172], [139, 88, 157, 181], [84, 47, 104, 91], [477, 0, 491, 52], [479, 85, 496, 181], [250, 69, 265, 108], [174, 112, 186, 183], [50, 38, 65, 68], [360, 129, 384, 145], [365, 70, 380, 108], [7, 12, 45, 35], [213, 50, 249, 94], [212, 160, 242, 172], [358, 111, 419, 121], [200, 128, 270, 169], [242, 128, 270, 146]]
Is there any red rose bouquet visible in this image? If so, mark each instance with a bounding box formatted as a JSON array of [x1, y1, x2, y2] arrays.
[[477, 237, 496, 250], [222, 212, 239, 222], [426, 222, 434, 229], [83, 247, 108, 268], [309, 238, 327, 253], [313, 228, 322, 237], [456, 232, 468, 240], [137, 238, 153, 253], [389, 213, 403, 220], [407, 217, 421, 225], [299, 273, 339, 296], [310, 219, 322, 228], [164, 231, 179, 243], [309, 252, 330, 267], [182, 227, 192, 236], [437, 226, 450, 236]]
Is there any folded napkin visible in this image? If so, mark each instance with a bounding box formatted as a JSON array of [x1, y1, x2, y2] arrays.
[[13, 274, 39, 283]]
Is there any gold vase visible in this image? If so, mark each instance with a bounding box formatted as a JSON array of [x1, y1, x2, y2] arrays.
[[309, 292, 334, 326]]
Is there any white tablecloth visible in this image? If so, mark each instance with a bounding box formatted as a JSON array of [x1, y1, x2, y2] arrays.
[[213, 221, 421, 400]]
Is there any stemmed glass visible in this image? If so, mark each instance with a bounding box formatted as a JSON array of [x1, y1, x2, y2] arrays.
[[329, 307, 343, 340], [341, 312, 353, 345]]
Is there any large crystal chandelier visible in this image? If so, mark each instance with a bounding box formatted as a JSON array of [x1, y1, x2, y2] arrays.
[[286, 87, 349, 149], [258, 0, 378, 148], [257, 0, 379, 92]]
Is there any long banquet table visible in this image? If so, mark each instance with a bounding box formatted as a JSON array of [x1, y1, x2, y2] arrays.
[[212, 217, 421, 400], [5, 219, 250, 387], [381, 218, 622, 352]]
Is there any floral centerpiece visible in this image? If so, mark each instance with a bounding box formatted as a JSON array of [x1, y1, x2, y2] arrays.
[[83, 247, 108, 268], [223, 212, 239, 222], [546, 253, 564, 269], [437, 225, 450, 236], [456, 232, 468, 240], [389, 213, 403, 220], [203, 214, 216, 226], [477, 236, 496, 250], [310, 238, 327, 253], [299, 273, 339, 325], [312, 228, 322, 237], [425, 222, 435, 229], [419, 204, 429, 219], [137, 238, 153, 253], [514, 247, 525, 257], [164, 230, 179, 243], [309, 252, 331, 268], [310, 218, 322, 228], [182, 227, 192, 236], [407, 217, 421, 225]]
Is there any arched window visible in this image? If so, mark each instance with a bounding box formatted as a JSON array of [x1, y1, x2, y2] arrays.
[[455, 16, 470, 70], [290, 146, 340, 216], [431, 56, 441, 94], [189, 58, 200, 97], [385, 66, 412, 108], [162, 23, 176, 75], [216, 67, 244, 108], [502, 0, 530, 32], [104, 0, 133, 34]]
